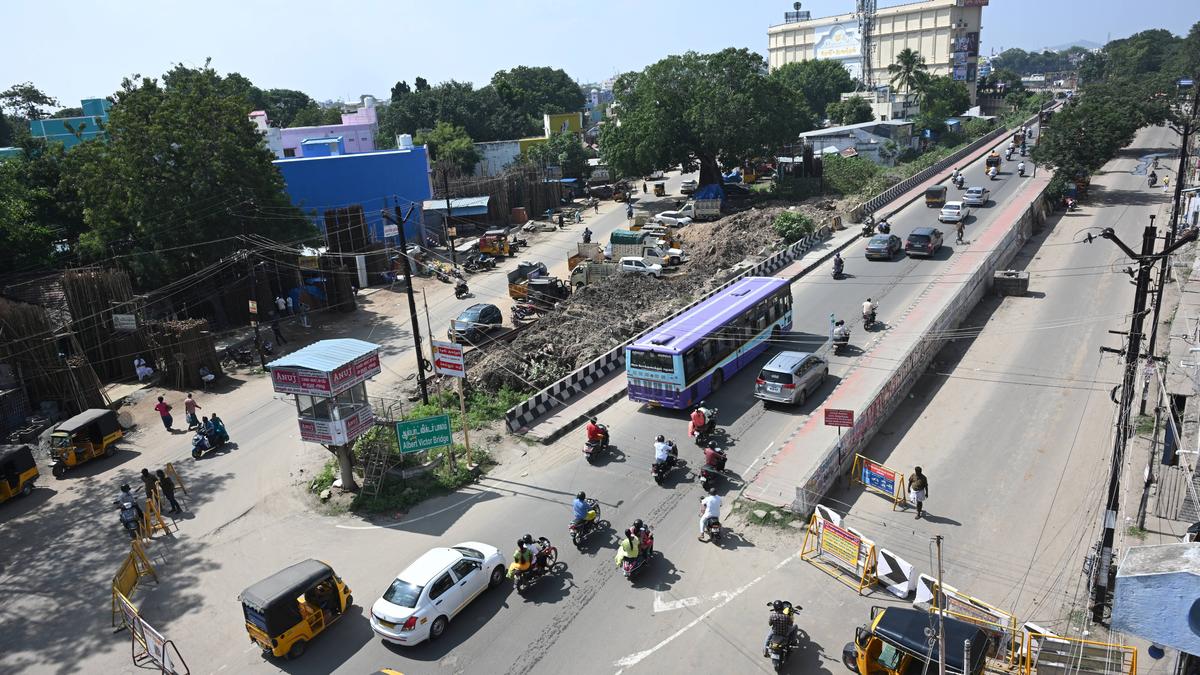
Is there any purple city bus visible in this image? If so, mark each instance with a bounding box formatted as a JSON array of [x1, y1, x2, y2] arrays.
[[625, 276, 793, 409]]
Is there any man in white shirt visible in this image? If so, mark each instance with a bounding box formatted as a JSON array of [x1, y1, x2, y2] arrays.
[[699, 489, 722, 540], [653, 435, 673, 465]]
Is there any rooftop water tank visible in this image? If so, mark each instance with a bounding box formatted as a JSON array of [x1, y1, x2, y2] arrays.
[[397, 134, 414, 150]]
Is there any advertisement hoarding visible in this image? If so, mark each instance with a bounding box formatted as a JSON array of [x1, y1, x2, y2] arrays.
[[271, 350, 381, 396]]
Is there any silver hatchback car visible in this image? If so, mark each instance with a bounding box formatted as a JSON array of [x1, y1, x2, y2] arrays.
[[754, 351, 828, 405]]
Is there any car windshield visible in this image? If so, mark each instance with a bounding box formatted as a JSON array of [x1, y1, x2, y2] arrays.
[[943, 205, 960, 212], [451, 546, 484, 560], [758, 369, 791, 384], [908, 234, 930, 244], [382, 579, 423, 608], [967, 189, 983, 196]]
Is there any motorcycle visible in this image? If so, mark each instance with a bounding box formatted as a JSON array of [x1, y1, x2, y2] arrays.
[[863, 308, 877, 330], [1018, 166, 1026, 177], [704, 514, 723, 542], [513, 537, 559, 593], [831, 261, 844, 280], [953, 175, 965, 189], [569, 499, 605, 547], [622, 529, 655, 579], [191, 428, 229, 459], [989, 168, 998, 181], [1066, 197, 1078, 211], [699, 465, 724, 492], [454, 283, 471, 299], [1148, 175, 1158, 188], [433, 268, 452, 283], [225, 345, 255, 366], [512, 302, 540, 323], [690, 406, 719, 447], [651, 441, 682, 485], [765, 601, 801, 672], [583, 423, 610, 464], [832, 328, 851, 356], [116, 498, 141, 539]]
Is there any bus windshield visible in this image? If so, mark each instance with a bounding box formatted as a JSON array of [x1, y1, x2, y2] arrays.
[[627, 349, 673, 373]]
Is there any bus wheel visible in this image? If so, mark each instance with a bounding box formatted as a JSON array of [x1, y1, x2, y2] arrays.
[[711, 370, 724, 393]]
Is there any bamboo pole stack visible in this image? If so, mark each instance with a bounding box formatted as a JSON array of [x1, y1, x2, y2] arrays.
[[0, 298, 106, 417], [62, 268, 146, 381], [146, 319, 222, 391]]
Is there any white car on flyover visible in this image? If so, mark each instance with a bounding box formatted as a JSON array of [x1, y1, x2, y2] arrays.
[[370, 542, 506, 646], [938, 201, 971, 224]]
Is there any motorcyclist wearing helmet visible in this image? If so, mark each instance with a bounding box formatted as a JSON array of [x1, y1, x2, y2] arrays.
[[653, 434, 676, 467], [585, 417, 607, 447], [764, 600, 799, 657], [507, 538, 533, 579], [703, 445, 727, 472], [572, 491, 595, 526]]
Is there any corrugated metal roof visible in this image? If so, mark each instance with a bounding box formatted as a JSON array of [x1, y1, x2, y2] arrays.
[[422, 197, 490, 213], [266, 338, 380, 373]]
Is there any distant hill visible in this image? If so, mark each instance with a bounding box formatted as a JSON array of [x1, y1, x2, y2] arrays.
[[1045, 39, 1103, 52]]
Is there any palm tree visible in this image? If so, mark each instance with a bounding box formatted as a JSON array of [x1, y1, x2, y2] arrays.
[[888, 48, 929, 96]]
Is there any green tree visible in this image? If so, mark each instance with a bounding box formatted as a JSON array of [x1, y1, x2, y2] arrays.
[[490, 66, 584, 121], [0, 156, 59, 270], [0, 82, 59, 120], [65, 64, 315, 288], [416, 121, 480, 175], [769, 60, 856, 122], [826, 95, 874, 125], [522, 131, 593, 179], [390, 80, 411, 101], [261, 88, 318, 127], [601, 48, 811, 185], [887, 49, 928, 96], [414, 77, 430, 92], [919, 76, 971, 119], [772, 210, 815, 244], [50, 107, 84, 119]]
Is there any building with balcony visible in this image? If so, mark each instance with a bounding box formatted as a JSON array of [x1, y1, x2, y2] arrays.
[[768, 0, 987, 103]]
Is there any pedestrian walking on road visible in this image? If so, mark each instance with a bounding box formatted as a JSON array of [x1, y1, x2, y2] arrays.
[[299, 301, 311, 328], [140, 468, 159, 503], [275, 296, 286, 314], [154, 396, 173, 431], [156, 469, 183, 514], [184, 393, 201, 429], [271, 315, 288, 345], [908, 467, 929, 518], [955, 221, 965, 244], [285, 295, 294, 316]]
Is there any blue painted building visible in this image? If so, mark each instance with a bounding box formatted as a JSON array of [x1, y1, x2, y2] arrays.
[[29, 98, 111, 149], [273, 144, 433, 244]]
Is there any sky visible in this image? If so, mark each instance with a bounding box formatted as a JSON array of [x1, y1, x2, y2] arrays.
[[3, 0, 1198, 108]]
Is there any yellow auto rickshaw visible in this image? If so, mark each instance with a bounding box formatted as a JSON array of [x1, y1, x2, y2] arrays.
[[0, 444, 39, 503], [240, 559, 352, 660], [842, 606, 993, 675], [49, 408, 123, 478], [925, 184, 947, 207], [653, 182, 666, 197]]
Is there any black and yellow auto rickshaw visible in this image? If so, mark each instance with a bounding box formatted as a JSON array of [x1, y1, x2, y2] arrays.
[[925, 184, 948, 208], [239, 559, 352, 660], [841, 606, 992, 675], [653, 182, 666, 197], [49, 408, 123, 478], [0, 444, 39, 503]]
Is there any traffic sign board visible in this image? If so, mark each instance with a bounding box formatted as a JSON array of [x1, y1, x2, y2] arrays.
[[432, 340, 465, 378], [824, 408, 854, 428]]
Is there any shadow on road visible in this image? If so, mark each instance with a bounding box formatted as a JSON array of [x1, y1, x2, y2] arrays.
[[380, 583, 513, 663], [636, 550, 680, 590], [275, 604, 373, 674]]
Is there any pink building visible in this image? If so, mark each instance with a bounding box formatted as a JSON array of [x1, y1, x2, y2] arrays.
[[250, 96, 380, 159]]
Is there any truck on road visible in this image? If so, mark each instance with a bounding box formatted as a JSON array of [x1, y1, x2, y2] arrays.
[[653, 198, 721, 225], [509, 276, 571, 308], [608, 229, 687, 266], [570, 260, 619, 288]]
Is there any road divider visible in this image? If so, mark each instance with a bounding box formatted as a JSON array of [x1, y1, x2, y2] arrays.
[[111, 539, 156, 627], [800, 513, 877, 593]]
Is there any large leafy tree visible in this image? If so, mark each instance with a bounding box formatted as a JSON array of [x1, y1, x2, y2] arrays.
[[522, 132, 593, 179], [0, 82, 59, 120], [826, 96, 874, 125], [261, 88, 318, 127], [887, 48, 928, 96], [416, 121, 480, 175], [919, 76, 971, 119], [601, 48, 811, 185], [490, 66, 584, 122], [0, 157, 58, 270], [65, 64, 315, 287], [769, 60, 856, 121]]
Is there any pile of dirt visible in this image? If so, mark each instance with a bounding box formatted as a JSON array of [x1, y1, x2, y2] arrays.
[[469, 198, 843, 395]]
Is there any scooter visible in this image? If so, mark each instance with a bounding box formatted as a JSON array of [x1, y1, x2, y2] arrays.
[[583, 423, 609, 464], [651, 441, 682, 485], [191, 428, 229, 459], [116, 498, 141, 539], [690, 407, 719, 447], [765, 601, 801, 672], [569, 499, 604, 547], [832, 329, 851, 355], [989, 168, 998, 181]]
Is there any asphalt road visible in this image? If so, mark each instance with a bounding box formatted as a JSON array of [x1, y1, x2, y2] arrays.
[[5, 122, 1178, 675]]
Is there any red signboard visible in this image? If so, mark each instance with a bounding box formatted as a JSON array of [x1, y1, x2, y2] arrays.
[[432, 341, 465, 378], [271, 350, 381, 397], [824, 408, 855, 428], [297, 406, 376, 445]]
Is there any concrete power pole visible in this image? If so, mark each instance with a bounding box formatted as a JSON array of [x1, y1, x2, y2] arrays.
[[934, 535, 947, 675], [381, 203, 430, 405]]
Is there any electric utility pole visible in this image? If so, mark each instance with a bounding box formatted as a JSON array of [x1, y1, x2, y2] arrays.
[[442, 168, 458, 268], [235, 201, 268, 370], [381, 203, 430, 404], [934, 535, 947, 675], [1092, 219, 1197, 622]]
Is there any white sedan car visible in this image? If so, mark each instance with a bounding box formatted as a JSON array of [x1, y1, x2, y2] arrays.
[[938, 201, 971, 224], [370, 542, 506, 646]]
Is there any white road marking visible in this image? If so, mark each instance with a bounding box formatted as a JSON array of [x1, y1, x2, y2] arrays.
[[653, 589, 738, 613], [335, 490, 488, 530], [614, 552, 798, 669], [743, 442, 773, 477]]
